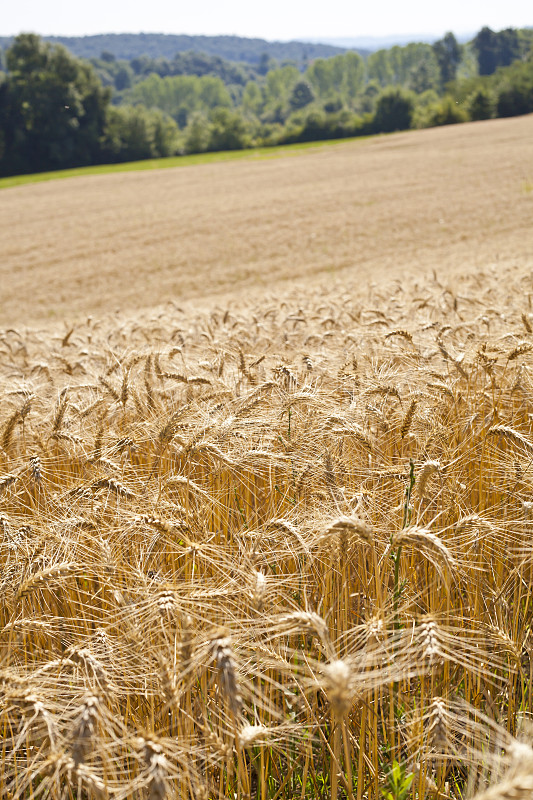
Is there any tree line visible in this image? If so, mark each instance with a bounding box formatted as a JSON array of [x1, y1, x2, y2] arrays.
[[0, 27, 532, 177], [0, 33, 350, 67]]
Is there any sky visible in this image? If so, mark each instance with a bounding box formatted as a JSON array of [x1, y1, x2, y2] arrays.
[[2, 0, 531, 40]]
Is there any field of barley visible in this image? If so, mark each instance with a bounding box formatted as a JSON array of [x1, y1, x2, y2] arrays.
[[2, 116, 533, 800]]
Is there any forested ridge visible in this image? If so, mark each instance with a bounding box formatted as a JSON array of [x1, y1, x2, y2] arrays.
[[0, 33, 353, 65], [0, 26, 532, 177]]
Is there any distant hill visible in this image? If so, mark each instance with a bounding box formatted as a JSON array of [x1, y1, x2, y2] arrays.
[[306, 32, 475, 50], [0, 33, 361, 65]]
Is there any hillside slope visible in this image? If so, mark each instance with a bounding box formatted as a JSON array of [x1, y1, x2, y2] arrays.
[[1, 115, 532, 327]]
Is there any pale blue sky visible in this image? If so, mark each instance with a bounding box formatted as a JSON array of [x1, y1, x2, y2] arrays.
[[3, 0, 531, 40]]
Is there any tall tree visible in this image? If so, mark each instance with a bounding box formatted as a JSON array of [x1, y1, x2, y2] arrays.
[[472, 27, 499, 75], [408, 53, 440, 93], [125, 73, 232, 124], [497, 29, 522, 67], [305, 52, 364, 108], [473, 27, 522, 75], [432, 32, 462, 88], [1, 33, 111, 174], [367, 49, 394, 86]]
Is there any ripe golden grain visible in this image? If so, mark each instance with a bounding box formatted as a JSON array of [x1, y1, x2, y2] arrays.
[[1, 118, 533, 800]]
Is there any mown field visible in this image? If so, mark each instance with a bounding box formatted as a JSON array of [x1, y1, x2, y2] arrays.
[[2, 117, 533, 800]]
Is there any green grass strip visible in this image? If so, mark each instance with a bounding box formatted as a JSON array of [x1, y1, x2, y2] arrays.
[[0, 135, 372, 190]]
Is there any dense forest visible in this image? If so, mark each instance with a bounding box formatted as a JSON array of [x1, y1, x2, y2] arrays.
[[0, 26, 532, 177], [0, 33, 353, 66]]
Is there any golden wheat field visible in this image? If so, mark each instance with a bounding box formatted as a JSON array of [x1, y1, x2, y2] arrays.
[[2, 117, 533, 800], [1, 115, 533, 326]]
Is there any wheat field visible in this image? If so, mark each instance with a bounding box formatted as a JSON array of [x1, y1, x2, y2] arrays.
[[1, 115, 533, 326], [2, 117, 533, 800]]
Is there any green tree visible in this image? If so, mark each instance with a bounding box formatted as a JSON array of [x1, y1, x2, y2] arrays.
[[242, 81, 263, 115], [257, 52, 276, 75], [473, 27, 522, 75], [368, 43, 440, 92], [497, 29, 522, 66], [305, 52, 364, 107], [289, 80, 315, 111], [373, 87, 415, 133], [456, 43, 480, 82], [264, 65, 299, 108], [497, 76, 533, 117], [388, 46, 405, 84], [466, 87, 495, 120], [425, 95, 468, 126], [151, 109, 180, 155], [293, 108, 328, 141], [0, 76, 10, 161], [323, 95, 344, 113], [169, 51, 253, 87], [367, 49, 394, 86], [1, 33, 111, 175], [131, 55, 152, 75], [101, 104, 179, 161], [411, 89, 440, 127], [519, 29, 533, 59], [114, 63, 133, 91], [432, 32, 462, 87], [208, 107, 251, 150], [473, 27, 499, 75], [359, 80, 381, 113], [340, 51, 365, 102], [125, 73, 232, 123], [183, 111, 212, 153], [408, 52, 440, 93], [306, 58, 334, 96]]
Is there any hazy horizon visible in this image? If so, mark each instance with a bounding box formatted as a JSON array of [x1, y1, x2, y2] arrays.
[[0, 31, 478, 49], [2, 0, 530, 40], [0, 29, 476, 44]]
